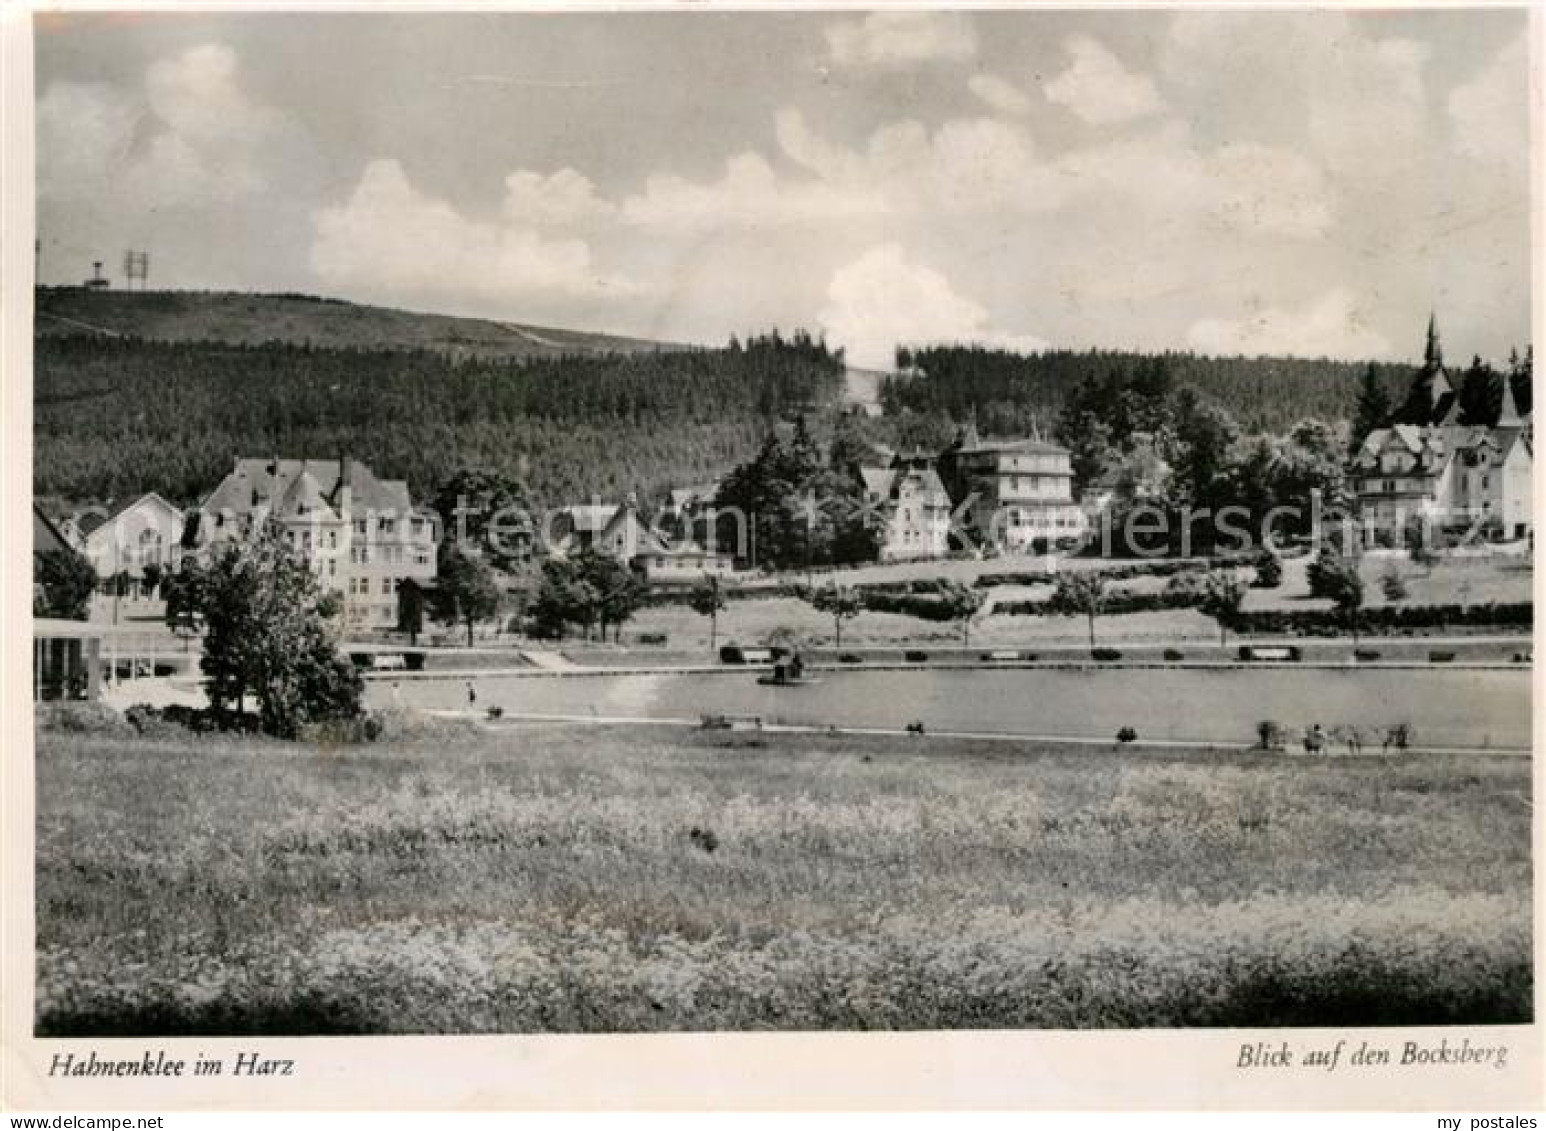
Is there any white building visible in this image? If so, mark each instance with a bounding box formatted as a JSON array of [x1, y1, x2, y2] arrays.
[[74, 492, 184, 597], [855, 462, 953, 561], [190, 457, 438, 629]]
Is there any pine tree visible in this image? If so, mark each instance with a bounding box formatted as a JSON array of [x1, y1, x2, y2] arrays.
[[1350, 363, 1392, 451]]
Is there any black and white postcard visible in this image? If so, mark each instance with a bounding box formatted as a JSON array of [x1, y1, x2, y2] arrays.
[[3, 1, 1541, 1112]]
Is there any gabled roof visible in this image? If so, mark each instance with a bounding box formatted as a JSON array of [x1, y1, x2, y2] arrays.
[[1356, 422, 1526, 470], [76, 492, 184, 538], [200, 458, 416, 518], [668, 483, 721, 510], [557, 504, 619, 534], [857, 467, 897, 497], [896, 467, 948, 498], [647, 539, 733, 560], [33, 504, 74, 561], [603, 506, 668, 554], [274, 471, 336, 521]]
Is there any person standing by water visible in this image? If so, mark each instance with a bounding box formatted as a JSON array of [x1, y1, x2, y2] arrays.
[[466, 681, 477, 707]]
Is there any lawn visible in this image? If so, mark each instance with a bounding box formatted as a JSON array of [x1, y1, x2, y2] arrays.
[[613, 595, 1224, 650], [34, 718, 1532, 1034], [1244, 548, 1533, 613]]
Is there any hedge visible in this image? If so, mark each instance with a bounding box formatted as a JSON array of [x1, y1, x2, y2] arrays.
[[1224, 602, 1533, 636], [995, 589, 1206, 617], [858, 591, 958, 621], [974, 555, 1251, 589]]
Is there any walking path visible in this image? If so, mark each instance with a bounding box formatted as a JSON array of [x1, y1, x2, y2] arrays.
[[424, 709, 1532, 757]]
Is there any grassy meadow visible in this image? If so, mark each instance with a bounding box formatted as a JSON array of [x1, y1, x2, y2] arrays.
[[35, 717, 1533, 1034]]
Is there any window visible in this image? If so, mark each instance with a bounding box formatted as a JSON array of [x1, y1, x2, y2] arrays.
[[380, 518, 396, 535], [354, 519, 367, 535], [382, 577, 394, 596]]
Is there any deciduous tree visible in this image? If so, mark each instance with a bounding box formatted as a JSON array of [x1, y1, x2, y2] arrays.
[[688, 574, 730, 652], [807, 583, 863, 649], [1050, 571, 1107, 651]]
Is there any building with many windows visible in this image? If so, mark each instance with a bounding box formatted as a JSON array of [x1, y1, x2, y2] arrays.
[[1352, 317, 1533, 541], [853, 458, 953, 561], [73, 492, 184, 598], [937, 424, 1087, 552], [189, 457, 437, 629]]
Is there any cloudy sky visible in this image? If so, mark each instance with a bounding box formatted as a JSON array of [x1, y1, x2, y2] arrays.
[[35, 8, 1531, 368]]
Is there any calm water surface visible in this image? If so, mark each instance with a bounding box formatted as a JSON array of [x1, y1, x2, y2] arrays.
[[370, 667, 1531, 749]]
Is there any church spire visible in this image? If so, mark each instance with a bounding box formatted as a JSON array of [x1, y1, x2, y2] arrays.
[[1424, 312, 1444, 370], [1497, 372, 1523, 427]]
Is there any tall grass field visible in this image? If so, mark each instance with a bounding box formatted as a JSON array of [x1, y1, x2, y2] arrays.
[[35, 719, 1532, 1034]]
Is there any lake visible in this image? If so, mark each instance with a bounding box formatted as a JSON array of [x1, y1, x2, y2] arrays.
[[369, 666, 1532, 750]]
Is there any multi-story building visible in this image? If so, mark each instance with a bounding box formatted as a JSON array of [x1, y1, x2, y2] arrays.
[[1352, 413, 1532, 540], [1352, 317, 1533, 542], [937, 424, 1087, 552], [73, 492, 184, 597], [854, 458, 953, 561], [190, 457, 437, 629]]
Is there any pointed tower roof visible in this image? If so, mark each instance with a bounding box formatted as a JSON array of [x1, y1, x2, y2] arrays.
[[1498, 373, 1524, 427], [1424, 312, 1444, 370], [960, 414, 981, 450]]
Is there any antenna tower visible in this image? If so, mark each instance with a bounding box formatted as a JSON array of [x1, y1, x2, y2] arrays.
[[123, 250, 150, 290]]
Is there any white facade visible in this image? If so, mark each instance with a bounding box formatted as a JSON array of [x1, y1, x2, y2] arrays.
[[194, 458, 437, 630], [78, 493, 184, 594], [1352, 425, 1532, 540]]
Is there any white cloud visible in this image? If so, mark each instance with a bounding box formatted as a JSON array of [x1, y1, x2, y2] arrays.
[[311, 159, 634, 314], [824, 12, 978, 69], [1163, 14, 1429, 175], [621, 150, 880, 232], [1045, 35, 1164, 126], [37, 43, 295, 209], [1448, 33, 1528, 169], [969, 73, 1033, 117], [1187, 288, 1393, 359], [1053, 124, 1332, 239], [621, 109, 1069, 236], [35, 82, 142, 203], [502, 168, 616, 226], [820, 244, 1044, 370]]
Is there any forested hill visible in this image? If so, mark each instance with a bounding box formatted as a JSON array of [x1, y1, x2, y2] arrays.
[[885, 346, 1414, 438], [35, 332, 843, 508], [35, 288, 684, 362]]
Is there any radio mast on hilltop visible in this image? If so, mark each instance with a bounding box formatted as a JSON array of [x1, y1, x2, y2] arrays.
[[123, 250, 150, 290]]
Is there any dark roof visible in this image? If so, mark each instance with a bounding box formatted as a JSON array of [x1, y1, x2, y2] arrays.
[[33, 504, 73, 560], [958, 437, 1069, 456], [200, 458, 417, 519]]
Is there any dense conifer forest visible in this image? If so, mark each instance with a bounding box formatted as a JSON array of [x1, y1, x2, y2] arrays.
[[39, 291, 1522, 513], [34, 331, 842, 508], [885, 346, 1415, 438]]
